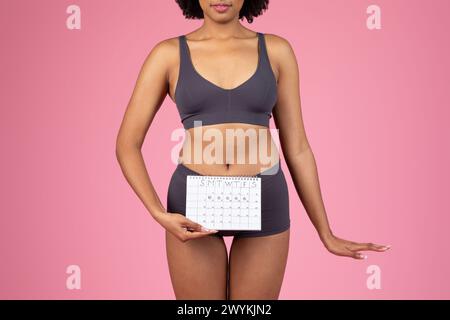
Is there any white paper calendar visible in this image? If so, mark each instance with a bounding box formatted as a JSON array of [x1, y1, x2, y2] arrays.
[[186, 175, 262, 231]]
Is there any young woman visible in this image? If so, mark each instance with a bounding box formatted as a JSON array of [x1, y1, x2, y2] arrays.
[[115, 0, 391, 300]]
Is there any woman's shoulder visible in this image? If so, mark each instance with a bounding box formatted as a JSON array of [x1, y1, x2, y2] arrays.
[[148, 35, 181, 56], [263, 33, 296, 55], [262, 33, 299, 66], [136, 36, 181, 81], [142, 35, 181, 64]]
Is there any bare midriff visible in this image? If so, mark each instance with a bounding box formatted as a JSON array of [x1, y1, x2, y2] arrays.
[[178, 122, 280, 176]]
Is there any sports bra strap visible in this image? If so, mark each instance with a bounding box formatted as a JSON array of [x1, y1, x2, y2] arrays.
[[178, 35, 191, 74], [257, 32, 272, 70]]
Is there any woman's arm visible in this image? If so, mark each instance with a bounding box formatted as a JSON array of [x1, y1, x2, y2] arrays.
[[116, 39, 171, 221], [115, 38, 217, 241], [267, 34, 390, 259]]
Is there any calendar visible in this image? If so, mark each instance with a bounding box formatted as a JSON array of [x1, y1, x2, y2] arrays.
[[186, 175, 262, 231]]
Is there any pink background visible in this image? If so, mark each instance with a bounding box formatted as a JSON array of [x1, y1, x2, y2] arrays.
[[1, 0, 449, 299]]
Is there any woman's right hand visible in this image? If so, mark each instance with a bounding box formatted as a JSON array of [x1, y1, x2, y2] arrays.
[[156, 212, 219, 242]]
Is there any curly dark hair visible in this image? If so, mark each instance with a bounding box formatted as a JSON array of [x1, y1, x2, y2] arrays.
[[175, 0, 269, 24]]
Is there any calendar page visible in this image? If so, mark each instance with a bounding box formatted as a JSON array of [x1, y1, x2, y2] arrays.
[[186, 175, 262, 231]]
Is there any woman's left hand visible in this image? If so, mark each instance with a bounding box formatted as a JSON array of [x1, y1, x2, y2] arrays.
[[321, 233, 391, 260]]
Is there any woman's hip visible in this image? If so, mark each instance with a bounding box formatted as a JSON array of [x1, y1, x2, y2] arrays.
[[166, 162, 290, 237]]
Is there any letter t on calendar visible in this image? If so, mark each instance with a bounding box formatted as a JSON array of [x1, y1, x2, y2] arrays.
[[186, 175, 262, 231]]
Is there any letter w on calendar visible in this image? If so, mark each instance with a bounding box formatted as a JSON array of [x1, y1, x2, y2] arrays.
[[186, 175, 262, 231]]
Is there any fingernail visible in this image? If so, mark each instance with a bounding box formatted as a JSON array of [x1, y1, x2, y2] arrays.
[[201, 226, 211, 232], [210, 229, 219, 233], [384, 245, 391, 249], [361, 254, 368, 259]]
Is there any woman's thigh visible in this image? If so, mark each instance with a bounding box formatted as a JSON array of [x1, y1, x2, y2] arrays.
[[165, 230, 229, 300], [228, 228, 290, 300]]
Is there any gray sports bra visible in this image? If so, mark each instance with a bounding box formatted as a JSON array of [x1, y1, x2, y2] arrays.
[[174, 32, 277, 130]]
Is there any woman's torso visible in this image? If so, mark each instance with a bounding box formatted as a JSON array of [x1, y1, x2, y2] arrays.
[[167, 31, 280, 176]]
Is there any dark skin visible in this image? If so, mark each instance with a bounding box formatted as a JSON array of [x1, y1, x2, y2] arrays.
[[116, 0, 391, 299]]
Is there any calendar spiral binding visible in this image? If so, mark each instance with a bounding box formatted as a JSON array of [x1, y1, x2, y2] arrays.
[[187, 175, 260, 180]]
